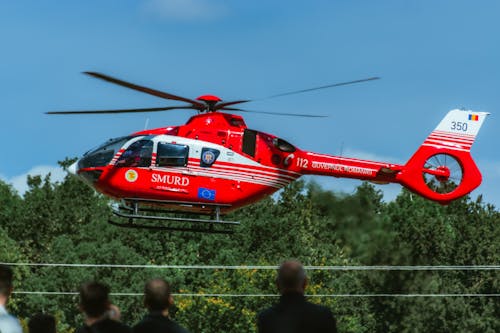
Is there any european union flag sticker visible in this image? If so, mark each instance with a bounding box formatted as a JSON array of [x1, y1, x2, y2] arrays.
[[198, 188, 216, 201]]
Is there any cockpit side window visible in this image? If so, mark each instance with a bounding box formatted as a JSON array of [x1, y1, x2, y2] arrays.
[[157, 143, 189, 167], [116, 140, 153, 167]]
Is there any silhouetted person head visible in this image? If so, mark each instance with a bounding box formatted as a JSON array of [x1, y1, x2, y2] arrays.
[[28, 313, 56, 333], [79, 281, 111, 318], [0, 265, 13, 305], [276, 260, 308, 295], [143, 278, 173, 313], [134, 278, 188, 332]]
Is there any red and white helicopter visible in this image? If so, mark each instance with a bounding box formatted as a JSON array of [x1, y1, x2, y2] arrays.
[[49, 72, 489, 233]]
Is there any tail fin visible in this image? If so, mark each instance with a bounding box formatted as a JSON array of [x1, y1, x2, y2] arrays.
[[397, 109, 489, 204]]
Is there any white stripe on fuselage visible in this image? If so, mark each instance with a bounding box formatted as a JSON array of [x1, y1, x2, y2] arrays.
[[188, 165, 294, 187], [153, 166, 292, 188], [148, 135, 300, 188]]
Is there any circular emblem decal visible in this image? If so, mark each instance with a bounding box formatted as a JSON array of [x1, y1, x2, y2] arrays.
[[125, 169, 138, 182], [202, 150, 216, 165]]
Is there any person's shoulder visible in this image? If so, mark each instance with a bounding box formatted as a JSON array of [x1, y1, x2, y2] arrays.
[[99, 318, 133, 333], [133, 315, 190, 333], [114, 321, 133, 333], [0, 313, 23, 333], [304, 301, 337, 322], [305, 300, 333, 314], [257, 304, 278, 319], [170, 320, 190, 333], [257, 304, 280, 326], [304, 301, 337, 331], [133, 315, 158, 332]]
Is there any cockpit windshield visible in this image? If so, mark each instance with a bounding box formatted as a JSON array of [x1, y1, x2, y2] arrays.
[[79, 136, 131, 169]]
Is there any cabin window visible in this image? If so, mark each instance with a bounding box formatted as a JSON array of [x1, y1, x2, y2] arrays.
[[116, 140, 153, 167], [242, 129, 257, 157], [157, 143, 189, 167], [230, 118, 245, 127], [79, 136, 131, 168], [273, 138, 296, 153]]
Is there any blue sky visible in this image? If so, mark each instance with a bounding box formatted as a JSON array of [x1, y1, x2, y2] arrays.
[[1, 0, 499, 205]]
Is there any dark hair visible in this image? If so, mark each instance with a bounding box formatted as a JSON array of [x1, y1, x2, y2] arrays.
[[0, 265, 13, 297], [144, 278, 171, 312], [28, 313, 56, 333], [277, 260, 306, 292], [79, 281, 110, 318]]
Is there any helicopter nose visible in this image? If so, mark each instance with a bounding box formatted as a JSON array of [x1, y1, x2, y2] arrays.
[[68, 161, 78, 175]]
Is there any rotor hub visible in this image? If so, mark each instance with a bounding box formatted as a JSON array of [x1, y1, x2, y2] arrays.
[[435, 166, 451, 182], [196, 95, 222, 102], [196, 95, 222, 112]]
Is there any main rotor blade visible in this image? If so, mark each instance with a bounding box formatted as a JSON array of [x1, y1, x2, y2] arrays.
[[47, 105, 197, 115], [221, 107, 327, 118], [84, 72, 205, 109], [265, 76, 380, 99], [214, 100, 251, 110]]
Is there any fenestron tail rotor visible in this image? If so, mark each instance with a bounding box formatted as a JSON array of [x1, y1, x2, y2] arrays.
[[48, 72, 379, 117]]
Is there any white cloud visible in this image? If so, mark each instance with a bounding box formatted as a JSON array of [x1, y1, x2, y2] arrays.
[[1, 165, 66, 195], [141, 0, 228, 21]]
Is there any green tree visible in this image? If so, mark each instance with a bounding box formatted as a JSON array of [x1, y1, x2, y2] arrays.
[[2, 167, 498, 332]]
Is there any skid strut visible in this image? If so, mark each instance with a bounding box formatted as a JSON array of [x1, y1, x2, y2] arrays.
[[108, 198, 239, 234]]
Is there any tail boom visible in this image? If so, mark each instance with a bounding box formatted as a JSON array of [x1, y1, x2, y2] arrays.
[[296, 109, 488, 205], [299, 152, 404, 183]]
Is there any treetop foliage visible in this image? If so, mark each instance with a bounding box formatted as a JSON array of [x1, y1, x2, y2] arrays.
[[0, 164, 498, 332]]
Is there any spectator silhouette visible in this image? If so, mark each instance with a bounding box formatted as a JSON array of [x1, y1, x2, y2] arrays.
[[28, 313, 56, 333], [0, 265, 22, 333], [76, 281, 131, 333], [133, 278, 190, 333], [257, 260, 337, 333]]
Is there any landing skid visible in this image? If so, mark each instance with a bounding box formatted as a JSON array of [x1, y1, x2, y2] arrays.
[[108, 198, 239, 234]]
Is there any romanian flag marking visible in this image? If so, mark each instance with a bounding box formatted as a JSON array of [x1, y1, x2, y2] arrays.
[[468, 114, 479, 121]]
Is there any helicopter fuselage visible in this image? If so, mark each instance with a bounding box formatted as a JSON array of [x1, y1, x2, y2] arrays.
[[73, 112, 405, 214]]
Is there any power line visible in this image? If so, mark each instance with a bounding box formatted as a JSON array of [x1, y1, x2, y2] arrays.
[[12, 291, 500, 298], [7, 262, 498, 299], [2, 262, 500, 271]]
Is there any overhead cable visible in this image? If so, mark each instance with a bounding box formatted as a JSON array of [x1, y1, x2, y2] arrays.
[[2, 262, 499, 271], [13, 291, 500, 298]]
